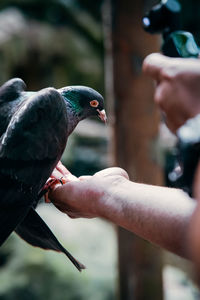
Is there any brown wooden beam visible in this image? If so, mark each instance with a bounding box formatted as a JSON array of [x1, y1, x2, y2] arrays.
[[103, 0, 164, 298]]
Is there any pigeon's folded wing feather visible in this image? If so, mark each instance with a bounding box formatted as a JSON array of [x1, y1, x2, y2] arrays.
[[0, 88, 68, 245], [0, 78, 26, 103], [0, 87, 68, 186], [0, 175, 35, 246]]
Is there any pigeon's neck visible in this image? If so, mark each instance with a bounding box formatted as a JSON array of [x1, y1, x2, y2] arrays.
[[65, 100, 82, 136], [59, 88, 84, 136]]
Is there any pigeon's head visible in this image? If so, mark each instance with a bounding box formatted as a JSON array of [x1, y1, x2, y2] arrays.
[[59, 86, 107, 123]]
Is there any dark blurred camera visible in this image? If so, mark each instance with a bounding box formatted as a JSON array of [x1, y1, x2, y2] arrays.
[[143, 0, 181, 34], [143, 0, 199, 58]]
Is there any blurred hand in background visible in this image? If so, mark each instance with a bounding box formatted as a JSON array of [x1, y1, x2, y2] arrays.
[[143, 53, 200, 132]]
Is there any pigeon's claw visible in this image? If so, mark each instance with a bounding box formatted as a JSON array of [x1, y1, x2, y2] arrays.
[[38, 161, 79, 203], [42, 177, 67, 203]]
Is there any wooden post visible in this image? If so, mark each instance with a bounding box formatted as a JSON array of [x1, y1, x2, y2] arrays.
[[103, 0, 163, 298]]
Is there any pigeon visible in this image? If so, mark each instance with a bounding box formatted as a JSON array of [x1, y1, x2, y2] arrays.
[[0, 78, 106, 271]]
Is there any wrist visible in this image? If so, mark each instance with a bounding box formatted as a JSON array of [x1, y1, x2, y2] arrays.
[[97, 177, 131, 221]]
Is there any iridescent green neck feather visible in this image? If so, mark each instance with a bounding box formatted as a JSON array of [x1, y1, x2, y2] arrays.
[[61, 89, 83, 115]]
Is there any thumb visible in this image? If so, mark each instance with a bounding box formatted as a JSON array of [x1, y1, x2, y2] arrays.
[[143, 53, 171, 81], [94, 167, 129, 180]]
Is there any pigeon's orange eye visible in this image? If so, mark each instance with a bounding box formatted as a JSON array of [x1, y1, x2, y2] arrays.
[[90, 100, 99, 108]]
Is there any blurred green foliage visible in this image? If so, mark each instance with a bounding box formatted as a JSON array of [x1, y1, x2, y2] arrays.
[[0, 0, 104, 55], [0, 0, 104, 91], [0, 229, 116, 300]]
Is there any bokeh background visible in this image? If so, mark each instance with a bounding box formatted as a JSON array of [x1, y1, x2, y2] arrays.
[[0, 0, 200, 299]]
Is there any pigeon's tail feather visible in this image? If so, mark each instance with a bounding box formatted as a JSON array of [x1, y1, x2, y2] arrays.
[[15, 208, 86, 272], [0, 176, 34, 246]]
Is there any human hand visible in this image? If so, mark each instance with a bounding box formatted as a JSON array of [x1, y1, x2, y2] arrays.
[[48, 164, 129, 219], [143, 53, 200, 133]]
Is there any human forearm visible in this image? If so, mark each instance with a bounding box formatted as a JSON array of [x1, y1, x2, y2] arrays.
[[98, 180, 196, 258], [50, 166, 196, 258]]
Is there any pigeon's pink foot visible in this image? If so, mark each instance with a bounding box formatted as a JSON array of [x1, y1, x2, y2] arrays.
[[41, 161, 78, 203], [42, 177, 67, 203]]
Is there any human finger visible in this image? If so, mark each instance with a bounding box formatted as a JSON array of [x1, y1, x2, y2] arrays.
[[94, 167, 129, 179], [143, 53, 172, 81], [56, 161, 72, 176], [51, 167, 79, 183], [51, 168, 63, 179], [165, 114, 187, 133], [79, 175, 92, 181], [65, 211, 94, 219]]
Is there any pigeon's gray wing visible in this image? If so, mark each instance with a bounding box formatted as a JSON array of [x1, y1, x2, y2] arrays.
[[0, 175, 36, 246], [0, 78, 26, 103], [0, 87, 68, 245], [0, 78, 27, 136], [0, 87, 68, 186]]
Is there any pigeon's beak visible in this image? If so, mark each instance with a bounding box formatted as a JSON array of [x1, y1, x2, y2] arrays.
[[97, 109, 107, 123]]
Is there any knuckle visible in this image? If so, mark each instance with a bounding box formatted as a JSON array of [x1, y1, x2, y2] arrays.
[[120, 169, 129, 179], [114, 167, 129, 179]]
